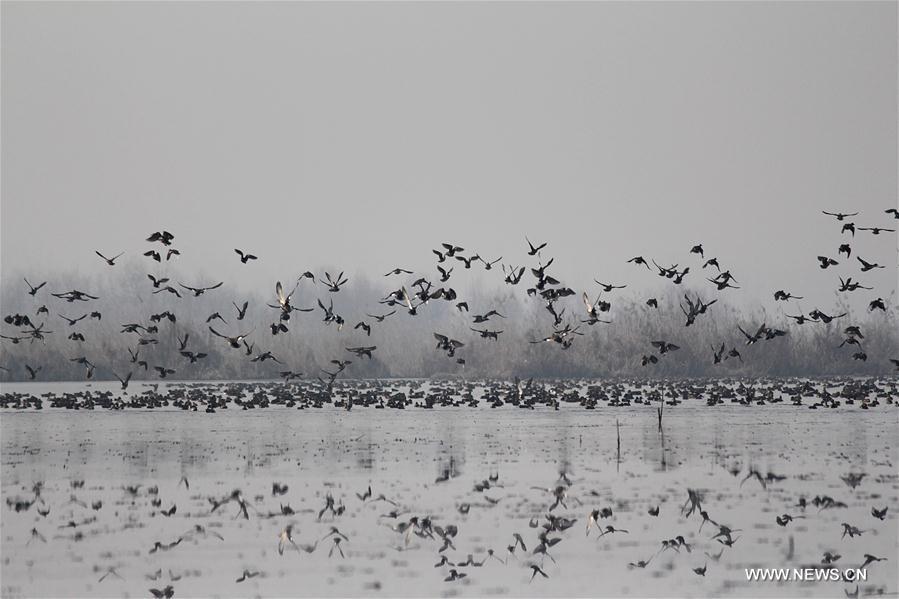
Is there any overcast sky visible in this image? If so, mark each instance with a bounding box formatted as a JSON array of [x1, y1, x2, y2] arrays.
[[2, 1, 896, 308]]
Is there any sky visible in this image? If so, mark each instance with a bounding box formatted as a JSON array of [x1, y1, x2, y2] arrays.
[[2, 1, 897, 309]]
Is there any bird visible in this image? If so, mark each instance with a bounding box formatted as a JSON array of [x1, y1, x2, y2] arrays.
[[52, 290, 98, 302], [441, 243, 464, 257], [356, 485, 372, 501], [365, 311, 395, 323], [857, 257, 884, 272], [526, 237, 547, 256], [206, 312, 227, 325], [529, 564, 549, 581], [235, 569, 260, 583], [773, 290, 803, 301], [470, 327, 502, 340], [651, 341, 680, 354], [251, 351, 282, 364], [24, 278, 47, 296], [149, 585, 175, 599], [234, 248, 258, 263], [180, 351, 207, 364], [860, 554, 886, 568], [233, 301, 249, 320], [472, 310, 505, 323], [346, 346, 376, 359], [582, 293, 611, 325], [59, 314, 87, 327], [209, 327, 253, 348], [110, 371, 132, 391], [147, 274, 170, 288], [455, 254, 479, 269], [822, 211, 858, 220], [478, 256, 502, 270], [270, 280, 308, 321], [868, 298, 886, 312], [738, 324, 767, 345], [154, 366, 175, 379], [817, 256, 839, 269], [627, 256, 651, 269], [399, 287, 417, 315], [153, 285, 181, 298], [703, 257, 721, 271], [708, 277, 740, 290], [503, 264, 526, 285], [840, 523, 863, 539], [278, 524, 300, 555], [444, 569, 467, 582], [594, 281, 627, 293], [323, 271, 348, 292], [179, 281, 223, 296], [94, 250, 124, 266], [809, 309, 847, 323], [641, 354, 658, 366], [146, 231, 175, 245]]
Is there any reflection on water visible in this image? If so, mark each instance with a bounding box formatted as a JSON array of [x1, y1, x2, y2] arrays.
[[1, 385, 897, 598]]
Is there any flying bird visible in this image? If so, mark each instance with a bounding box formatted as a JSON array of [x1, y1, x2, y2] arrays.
[[234, 249, 258, 263]]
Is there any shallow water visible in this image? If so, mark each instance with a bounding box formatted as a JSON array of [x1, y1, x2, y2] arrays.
[[2, 380, 897, 598]]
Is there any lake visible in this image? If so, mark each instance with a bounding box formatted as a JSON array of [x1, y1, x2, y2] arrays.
[[1, 379, 897, 598]]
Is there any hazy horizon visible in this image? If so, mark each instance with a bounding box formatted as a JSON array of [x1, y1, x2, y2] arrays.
[[2, 1, 897, 310]]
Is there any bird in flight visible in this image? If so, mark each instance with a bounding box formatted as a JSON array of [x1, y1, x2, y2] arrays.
[[234, 249, 258, 263], [24, 278, 47, 296], [821, 211, 858, 221], [857, 226, 895, 235], [384, 267, 413, 277], [324, 271, 349, 293], [594, 281, 627, 293], [95, 250, 124, 266], [526, 237, 547, 256], [817, 256, 838, 269], [857, 257, 884, 272], [179, 282, 223, 296], [146, 231, 175, 245], [209, 327, 253, 349]]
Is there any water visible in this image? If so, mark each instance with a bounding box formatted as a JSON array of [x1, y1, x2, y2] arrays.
[[1, 380, 897, 598]]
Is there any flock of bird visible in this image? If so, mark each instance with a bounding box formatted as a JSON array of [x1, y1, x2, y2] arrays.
[[1, 207, 896, 597], [1, 208, 897, 386], [0, 376, 896, 412]]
